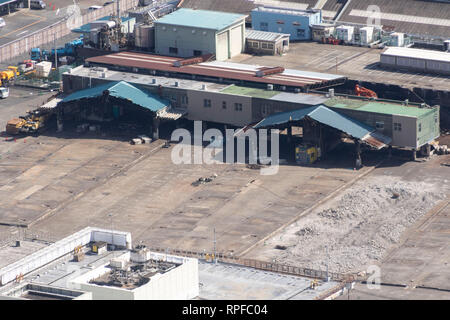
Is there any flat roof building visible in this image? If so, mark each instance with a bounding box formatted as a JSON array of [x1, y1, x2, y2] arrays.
[[251, 6, 322, 41], [381, 47, 450, 75], [154, 8, 247, 61], [0, 227, 199, 300]]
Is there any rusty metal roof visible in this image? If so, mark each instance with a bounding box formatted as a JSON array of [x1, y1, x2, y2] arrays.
[[86, 52, 346, 89]]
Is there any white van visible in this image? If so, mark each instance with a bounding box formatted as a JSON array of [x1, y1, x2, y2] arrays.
[[30, 0, 46, 9]]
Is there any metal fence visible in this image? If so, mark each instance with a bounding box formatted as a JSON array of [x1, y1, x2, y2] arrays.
[[0, 0, 139, 63], [149, 247, 356, 282]]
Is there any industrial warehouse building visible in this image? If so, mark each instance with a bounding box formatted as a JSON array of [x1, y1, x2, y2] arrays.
[[154, 8, 247, 61], [61, 60, 439, 156], [251, 6, 322, 41], [380, 47, 450, 75], [0, 227, 199, 300]]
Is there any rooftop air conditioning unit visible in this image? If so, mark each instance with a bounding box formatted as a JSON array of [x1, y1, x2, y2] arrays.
[[267, 84, 273, 91]]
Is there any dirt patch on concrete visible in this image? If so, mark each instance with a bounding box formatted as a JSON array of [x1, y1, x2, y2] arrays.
[[251, 176, 445, 274]]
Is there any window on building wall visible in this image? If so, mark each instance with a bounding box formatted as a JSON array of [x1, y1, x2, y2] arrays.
[[418, 123, 422, 132], [222, 101, 227, 109], [297, 29, 306, 38], [193, 50, 202, 56], [394, 122, 402, 131], [292, 21, 300, 26], [181, 95, 188, 105], [169, 47, 178, 54], [260, 22, 268, 31], [268, 43, 274, 49], [235, 103, 243, 111], [249, 41, 259, 48], [204, 99, 212, 108], [261, 43, 268, 49], [376, 121, 384, 130]]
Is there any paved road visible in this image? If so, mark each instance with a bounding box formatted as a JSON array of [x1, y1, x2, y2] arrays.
[[0, 0, 110, 46]]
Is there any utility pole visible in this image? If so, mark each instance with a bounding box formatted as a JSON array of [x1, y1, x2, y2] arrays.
[[326, 245, 330, 282], [108, 213, 114, 254], [213, 227, 217, 264], [54, 34, 58, 70]]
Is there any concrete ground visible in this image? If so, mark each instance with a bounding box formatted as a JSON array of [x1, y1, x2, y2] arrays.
[[337, 201, 450, 300], [230, 42, 450, 92], [198, 261, 339, 300], [0, 129, 373, 254], [1, 88, 449, 299]]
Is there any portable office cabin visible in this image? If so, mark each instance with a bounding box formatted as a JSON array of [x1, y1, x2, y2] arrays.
[[245, 29, 290, 55], [251, 6, 321, 41], [154, 8, 246, 61]]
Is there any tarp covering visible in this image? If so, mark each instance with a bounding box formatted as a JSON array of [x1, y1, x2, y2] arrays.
[[62, 81, 170, 112], [254, 105, 392, 149]]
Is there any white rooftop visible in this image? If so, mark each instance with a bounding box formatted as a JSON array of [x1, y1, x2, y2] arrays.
[[246, 29, 290, 42], [382, 47, 450, 63]]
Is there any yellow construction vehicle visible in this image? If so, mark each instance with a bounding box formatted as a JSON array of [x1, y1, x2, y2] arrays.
[[19, 111, 51, 134], [6, 118, 27, 135], [7, 66, 19, 77], [5, 110, 51, 135]]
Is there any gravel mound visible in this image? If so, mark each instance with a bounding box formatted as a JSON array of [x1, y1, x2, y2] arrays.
[[265, 177, 444, 273]]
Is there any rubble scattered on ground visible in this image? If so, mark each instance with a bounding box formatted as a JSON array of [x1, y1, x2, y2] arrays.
[[262, 177, 445, 274], [192, 174, 218, 186]]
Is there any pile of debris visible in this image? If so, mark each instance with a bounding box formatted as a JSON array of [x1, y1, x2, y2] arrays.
[[130, 135, 152, 145], [192, 174, 218, 187], [434, 144, 449, 155]]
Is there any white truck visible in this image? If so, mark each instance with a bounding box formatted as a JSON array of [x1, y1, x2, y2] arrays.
[[0, 87, 9, 99]]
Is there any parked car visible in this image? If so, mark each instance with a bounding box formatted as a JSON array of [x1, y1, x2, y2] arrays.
[[0, 18, 5, 28], [88, 5, 103, 12], [30, 0, 46, 9]]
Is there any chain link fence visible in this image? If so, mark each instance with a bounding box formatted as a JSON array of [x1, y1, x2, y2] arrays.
[[148, 247, 356, 282]]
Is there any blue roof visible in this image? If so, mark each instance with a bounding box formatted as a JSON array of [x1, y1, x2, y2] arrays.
[[254, 105, 375, 139], [62, 81, 169, 112], [155, 8, 246, 30]]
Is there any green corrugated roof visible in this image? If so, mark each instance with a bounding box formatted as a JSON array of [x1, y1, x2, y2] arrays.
[[220, 85, 279, 99], [0, 0, 16, 6], [156, 8, 245, 30], [254, 105, 374, 139], [62, 81, 169, 112], [325, 98, 432, 117]]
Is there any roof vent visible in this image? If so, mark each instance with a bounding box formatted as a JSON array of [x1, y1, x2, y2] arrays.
[[151, 78, 157, 84], [202, 84, 207, 90], [174, 81, 179, 87]]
